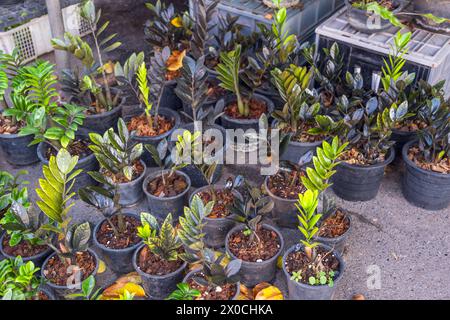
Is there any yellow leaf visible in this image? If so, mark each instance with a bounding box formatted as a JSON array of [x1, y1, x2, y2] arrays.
[[167, 50, 186, 72], [102, 282, 146, 298], [255, 286, 284, 300], [277, 256, 283, 269], [171, 16, 183, 28], [252, 282, 271, 298], [103, 61, 115, 74], [97, 259, 106, 274], [238, 284, 253, 300]]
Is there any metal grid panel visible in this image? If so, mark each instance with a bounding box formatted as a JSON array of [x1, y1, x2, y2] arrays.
[[12, 26, 36, 61]]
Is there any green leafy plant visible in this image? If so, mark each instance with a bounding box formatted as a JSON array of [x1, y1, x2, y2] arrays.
[[0, 257, 42, 300], [0, 170, 29, 215], [65, 275, 102, 300], [167, 283, 201, 300], [137, 212, 181, 261], [52, 0, 122, 113]]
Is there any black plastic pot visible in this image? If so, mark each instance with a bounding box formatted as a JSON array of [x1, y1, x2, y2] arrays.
[[392, 129, 417, 160], [132, 244, 187, 299], [315, 210, 352, 255], [219, 94, 275, 131], [81, 95, 125, 134], [264, 175, 300, 229], [282, 243, 345, 300], [93, 212, 142, 274], [41, 249, 99, 300], [161, 80, 182, 111], [402, 141, 450, 210], [414, 0, 450, 34], [39, 287, 56, 300], [182, 268, 241, 300], [345, 0, 407, 33], [189, 185, 242, 248], [128, 108, 181, 167], [282, 139, 324, 164], [114, 160, 147, 207], [332, 148, 395, 202], [0, 233, 53, 268], [0, 132, 39, 166], [225, 223, 284, 287], [142, 169, 191, 221], [37, 139, 99, 194]]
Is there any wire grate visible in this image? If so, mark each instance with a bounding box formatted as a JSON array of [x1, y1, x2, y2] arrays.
[[12, 26, 36, 61]]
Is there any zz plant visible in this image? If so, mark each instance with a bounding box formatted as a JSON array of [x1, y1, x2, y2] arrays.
[[0, 257, 43, 300]]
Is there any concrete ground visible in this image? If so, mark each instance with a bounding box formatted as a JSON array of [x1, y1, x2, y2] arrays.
[[1, 150, 449, 300]]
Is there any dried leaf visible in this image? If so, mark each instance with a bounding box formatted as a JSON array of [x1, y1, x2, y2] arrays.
[[255, 286, 284, 300], [167, 50, 186, 72], [171, 16, 183, 28], [97, 259, 106, 274], [102, 282, 146, 298]]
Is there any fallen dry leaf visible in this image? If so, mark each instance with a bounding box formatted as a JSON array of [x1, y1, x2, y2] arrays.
[[102, 282, 146, 299], [167, 50, 186, 72], [255, 286, 283, 300], [97, 259, 106, 274], [238, 282, 284, 300]]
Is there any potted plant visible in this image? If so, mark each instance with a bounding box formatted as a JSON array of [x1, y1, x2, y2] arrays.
[[0, 257, 55, 300], [143, 139, 191, 220], [0, 50, 39, 165], [132, 212, 186, 299], [167, 283, 201, 300], [225, 182, 283, 287], [216, 44, 275, 131], [126, 52, 181, 166], [0, 170, 28, 226], [52, 0, 124, 134], [282, 137, 347, 300], [271, 64, 341, 163], [413, 0, 450, 33], [36, 149, 99, 299], [402, 93, 450, 210], [189, 176, 244, 248], [263, 0, 300, 8], [179, 195, 242, 300], [87, 118, 146, 207], [79, 179, 142, 274]]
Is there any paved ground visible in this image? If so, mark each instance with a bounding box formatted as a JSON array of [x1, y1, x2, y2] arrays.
[[1, 150, 449, 300]]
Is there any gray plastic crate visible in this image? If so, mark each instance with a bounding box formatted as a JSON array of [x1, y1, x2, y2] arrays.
[[189, 0, 344, 43], [315, 8, 450, 98]]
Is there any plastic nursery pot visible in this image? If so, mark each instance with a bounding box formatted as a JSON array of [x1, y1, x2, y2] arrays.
[[182, 268, 241, 300], [38, 287, 56, 300], [80, 92, 126, 134], [264, 175, 299, 229], [225, 223, 284, 287], [41, 248, 100, 300], [282, 243, 345, 300], [402, 140, 450, 211], [0, 233, 53, 268], [161, 80, 182, 111], [37, 138, 99, 194], [315, 210, 352, 255], [115, 160, 147, 207], [331, 148, 395, 202], [391, 129, 417, 160], [93, 212, 142, 274], [345, 0, 407, 33], [132, 244, 187, 300], [173, 123, 226, 188], [218, 94, 275, 131], [414, 0, 450, 34], [128, 108, 181, 167], [142, 169, 191, 221], [0, 131, 39, 166], [189, 185, 243, 249]]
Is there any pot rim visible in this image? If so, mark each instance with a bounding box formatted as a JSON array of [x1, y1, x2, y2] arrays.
[[345, 0, 407, 14], [108, 160, 147, 188], [402, 140, 450, 178], [40, 248, 99, 290], [132, 243, 187, 280], [37, 135, 97, 166], [83, 101, 124, 120], [142, 169, 192, 201], [315, 208, 353, 243], [264, 175, 303, 204], [282, 243, 345, 290], [0, 232, 53, 261], [225, 223, 284, 265], [338, 147, 395, 170], [218, 93, 275, 125], [93, 212, 143, 253], [271, 119, 328, 147]]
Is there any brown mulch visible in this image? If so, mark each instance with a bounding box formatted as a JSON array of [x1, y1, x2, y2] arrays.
[[198, 189, 235, 219], [267, 168, 306, 199], [340, 147, 386, 166], [43, 251, 96, 286], [147, 172, 188, 197], [187, 273, 237, 300], [137, 246, 184, 276], [102, 160, 145, 184], [225, 98, 267, 120], [127, 114, 174, 137], [408, 146, 450, 174], [96, 215, 141, 250], [0, 115, 24, 135], [45, 139, 92, 160], [394, 119, 427, 133], [1, 235, 48, 258], [228, 225, 281, 262], [318, 209, 350, 238], [283, 122, 325, 143]]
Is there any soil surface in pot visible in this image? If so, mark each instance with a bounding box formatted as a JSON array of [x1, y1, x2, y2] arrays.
[[45, 139, 92, 160], [43, 251, 96, 286], [285, 247, 340, 285], [408, 146, 450, 174], [228, 225, 280, 262], [349, 0, 397, 10], [127, 114, 174, 137], [96, 215, 141, 249], [85, 90, 121, 115], [137, 246, 184, 276], [340, 146, 386, 166], [207, 80, 227, 101], [267, 168, 306, 199], [198, 189, 235, 218], [2, 235, 48, 258], [35, 291, 50, 300], [102, 160, 145, 184], [394, 119, 427, 133], [281, 122, 325, 143], [187, 273, 237, 300], [225, 98, 267, 120], [318, 209, 350, 238], [147, 172, 188, 197], [0, 115, 24, 134]]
